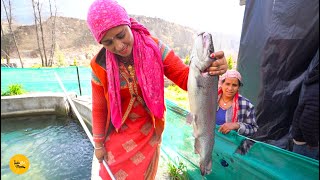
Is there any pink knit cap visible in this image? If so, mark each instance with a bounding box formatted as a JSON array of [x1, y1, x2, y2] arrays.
[[87, 0, 130, 43], [219, 69, 242, 86]]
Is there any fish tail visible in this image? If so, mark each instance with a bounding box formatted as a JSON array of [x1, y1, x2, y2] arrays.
[[200, 160, 213, 176]]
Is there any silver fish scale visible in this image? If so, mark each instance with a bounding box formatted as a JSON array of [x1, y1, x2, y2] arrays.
[[187, 32, 218, 176]]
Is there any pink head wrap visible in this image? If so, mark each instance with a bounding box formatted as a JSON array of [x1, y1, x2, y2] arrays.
[[87, 0, 130, 43], [219, 69, 242, 87], [218, 69, 242, 123], [87, 0, 164, 130]]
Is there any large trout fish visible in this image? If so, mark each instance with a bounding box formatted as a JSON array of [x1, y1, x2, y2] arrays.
[[187, 32, 218, 176]]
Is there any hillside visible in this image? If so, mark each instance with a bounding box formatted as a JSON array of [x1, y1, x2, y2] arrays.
[[1, 15, 240, 67]]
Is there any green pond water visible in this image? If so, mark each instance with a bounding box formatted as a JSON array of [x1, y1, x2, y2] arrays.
[[1, 114, 93, 180]]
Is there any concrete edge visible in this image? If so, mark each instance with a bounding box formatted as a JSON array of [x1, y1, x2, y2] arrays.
[[1, 109, 56, 118], [1, 92, 101, 180]]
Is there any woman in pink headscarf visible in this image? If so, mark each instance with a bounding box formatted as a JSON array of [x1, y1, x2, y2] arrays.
[[86, 0, 227, 179], [216, 69, 258, 136]]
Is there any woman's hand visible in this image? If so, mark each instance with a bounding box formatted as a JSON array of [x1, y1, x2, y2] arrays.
[[218, 122, 240, 134], [94, 143, 108, 163], [207, 51, 228, 76]]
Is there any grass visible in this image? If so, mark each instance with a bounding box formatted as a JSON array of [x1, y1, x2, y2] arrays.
[[1, 84, 26, 96], [167, 159, 189, 180], [164, 85, 189, 111]]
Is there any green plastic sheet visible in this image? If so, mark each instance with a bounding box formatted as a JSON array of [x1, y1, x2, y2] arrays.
[[1, 67, 319, 179]]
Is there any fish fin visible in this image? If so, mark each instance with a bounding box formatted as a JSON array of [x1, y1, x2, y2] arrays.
[[206, 160, 213, 175], [186, 112, 196, 125]]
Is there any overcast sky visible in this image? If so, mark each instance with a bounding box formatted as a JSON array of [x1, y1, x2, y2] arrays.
[[2, 0, 245, 36]]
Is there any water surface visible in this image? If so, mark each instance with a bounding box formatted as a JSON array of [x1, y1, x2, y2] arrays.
[[1, 114, 93, 180]]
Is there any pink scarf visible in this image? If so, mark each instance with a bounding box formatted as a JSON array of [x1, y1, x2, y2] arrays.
[[217, 69, 242, 122], [218, 88, 239, 123], [106, 18, 164, 129], [87, 0, 164, 129]]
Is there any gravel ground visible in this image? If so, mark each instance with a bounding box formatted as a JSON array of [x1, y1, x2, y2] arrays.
[[155, 152, 171, 180]]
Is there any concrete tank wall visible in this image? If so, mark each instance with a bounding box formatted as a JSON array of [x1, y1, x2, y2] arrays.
[[1, 92, 75, 118]]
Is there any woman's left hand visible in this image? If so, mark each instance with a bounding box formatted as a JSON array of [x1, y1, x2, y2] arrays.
[[207, 51, 228, 76], [218, 122, 240, 134]]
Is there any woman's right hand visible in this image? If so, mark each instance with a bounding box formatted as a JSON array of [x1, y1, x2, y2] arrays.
[[94, 144, 108, 163]]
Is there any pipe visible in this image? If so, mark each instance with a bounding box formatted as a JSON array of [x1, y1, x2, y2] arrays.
[[76, 66, 82, 96]]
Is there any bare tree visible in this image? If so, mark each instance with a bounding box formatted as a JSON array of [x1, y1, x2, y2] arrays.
[[1, 0, 24, 67], [48, 0, 57, 67], [1, 20, 11, 63], [32, 0, 49, 67], [31, 0, 44, 66], [36, 1, 48, 66]]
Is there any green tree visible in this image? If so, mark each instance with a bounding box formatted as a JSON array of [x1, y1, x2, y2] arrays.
[[54, 44, 65, 67], [227, 56, 234, 70], [184, 55, 190, 65], [73, 57, 78, 66]]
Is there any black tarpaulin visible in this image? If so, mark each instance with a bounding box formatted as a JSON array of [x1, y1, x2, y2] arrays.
[[237, 0, 319, 148]]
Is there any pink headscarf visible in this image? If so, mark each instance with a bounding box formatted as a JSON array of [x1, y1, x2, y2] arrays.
[[218, 69, 242, 88], [218, 69, 242, 123], [87, 0, 164, 129]]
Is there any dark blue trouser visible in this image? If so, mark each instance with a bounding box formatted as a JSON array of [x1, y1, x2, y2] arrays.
[[292, 143, 319, 160]]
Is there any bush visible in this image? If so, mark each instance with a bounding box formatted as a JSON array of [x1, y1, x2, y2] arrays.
[[55, 47, 66, 67], [164, 85, 189, 110], [73, 57, 78, 66], [227, 56, 234, 70], [184, 55, 190, 65], [31, 64, 42, 68], [1, 84, 26, 96], [167, 159, 189, 180]]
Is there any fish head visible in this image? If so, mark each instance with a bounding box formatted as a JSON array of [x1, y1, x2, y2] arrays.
[[190, 32, 215, 72]]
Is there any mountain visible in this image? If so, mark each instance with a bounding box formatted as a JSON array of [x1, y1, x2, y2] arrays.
[[1, 15, 240, 67]]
